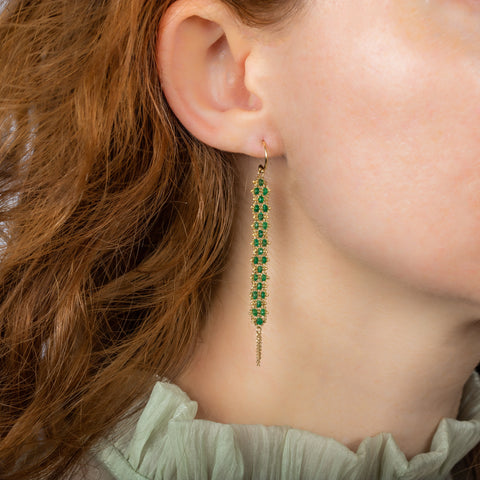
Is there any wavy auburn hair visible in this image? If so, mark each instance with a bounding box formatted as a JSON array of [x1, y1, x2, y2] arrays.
[[0, 0, 479, 478]]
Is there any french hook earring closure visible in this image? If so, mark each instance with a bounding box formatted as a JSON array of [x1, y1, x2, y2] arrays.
[[261, 140, 268, 171]]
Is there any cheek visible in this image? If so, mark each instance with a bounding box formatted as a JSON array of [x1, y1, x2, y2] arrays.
[[269, 2, 480, 301], [297, 146, 480, 301]]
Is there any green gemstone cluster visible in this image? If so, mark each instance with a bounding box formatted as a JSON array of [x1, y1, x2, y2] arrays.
[[250, 174, 269, 329]]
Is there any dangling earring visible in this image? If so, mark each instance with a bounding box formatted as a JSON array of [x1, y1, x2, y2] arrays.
[[250, 140, 270, 366]]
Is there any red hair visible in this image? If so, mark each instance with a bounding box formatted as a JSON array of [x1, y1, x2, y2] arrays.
[[0, 0, 478, 478]]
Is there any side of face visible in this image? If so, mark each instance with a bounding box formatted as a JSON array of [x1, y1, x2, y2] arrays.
[[260, 0, 480, 302]]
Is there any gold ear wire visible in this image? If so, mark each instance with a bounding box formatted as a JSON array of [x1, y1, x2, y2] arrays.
[[260, 139, 268, 172], [250, 140, 270, 366]]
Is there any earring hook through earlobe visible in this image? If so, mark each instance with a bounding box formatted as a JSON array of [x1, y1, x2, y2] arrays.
[[260, 140, 268, 173]]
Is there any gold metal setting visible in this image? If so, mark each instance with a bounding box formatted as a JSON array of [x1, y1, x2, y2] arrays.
[[250, 140, 270, 366]]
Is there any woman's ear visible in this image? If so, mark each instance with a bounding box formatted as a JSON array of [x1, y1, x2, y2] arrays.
[[156, 0, 284, 158]]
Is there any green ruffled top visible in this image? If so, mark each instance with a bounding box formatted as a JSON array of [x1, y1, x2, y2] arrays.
[[87, 371, 480, 480]]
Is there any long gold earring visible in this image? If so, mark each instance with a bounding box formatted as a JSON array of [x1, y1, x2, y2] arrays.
[[250, 140, 270, 366]]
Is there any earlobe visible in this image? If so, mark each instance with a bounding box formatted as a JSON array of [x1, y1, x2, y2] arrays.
[[156, 0, 282, 157]]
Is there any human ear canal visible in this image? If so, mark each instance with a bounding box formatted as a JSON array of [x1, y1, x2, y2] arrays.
[[205, 29, 261, 112]]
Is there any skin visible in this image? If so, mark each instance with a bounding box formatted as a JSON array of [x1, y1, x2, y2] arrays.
[[157, 0, 480, 460]]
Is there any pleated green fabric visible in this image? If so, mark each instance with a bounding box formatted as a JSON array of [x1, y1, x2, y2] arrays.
[[90, 371, 480, 480]]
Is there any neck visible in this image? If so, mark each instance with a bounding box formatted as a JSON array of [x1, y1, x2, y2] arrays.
[[176, 155, 480, 460]]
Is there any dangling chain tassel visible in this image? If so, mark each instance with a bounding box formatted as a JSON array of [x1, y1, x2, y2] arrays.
[[250, 140, 270, 366]]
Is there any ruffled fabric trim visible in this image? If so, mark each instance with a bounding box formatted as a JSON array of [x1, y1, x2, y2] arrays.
[[93, 371, 480, 480]]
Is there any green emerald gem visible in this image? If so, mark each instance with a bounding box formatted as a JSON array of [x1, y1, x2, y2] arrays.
[[254, 187, 260, 195], [254, 205, 260, 212], [262, 239, 268, 247], [253, 274, 258, 281], [261, 308, 266, 316], [262, 256, 267, 264], [254, 221, 259, 229], [258, 213, 264, 221], [256, 318, 264, 326], [263, 187, 269, 195], [259, 179, 264, 186], [257, 283, 263, 290], [254, 239, 259, 247], [262, 222, 268, 230], [261, 291, 266, 299], [258, 230, 264, 238], [258, 196, 264, 204], [262, 274, 267, 281], [252, 291, 258, 300], [257, 248, 264, 255], [253, 257, 259, 264], [252, 308, 258, 316], [256, 300, 262, 308], [263, 205, 268, 212], [257, 266, 263, 273]]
